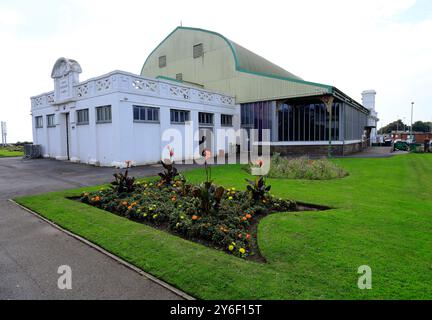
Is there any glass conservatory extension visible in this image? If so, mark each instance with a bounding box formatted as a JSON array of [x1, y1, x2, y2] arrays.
[[240, 98, 368, 143]]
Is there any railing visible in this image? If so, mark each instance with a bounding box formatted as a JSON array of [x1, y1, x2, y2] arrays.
[[31, 71, 236, 109]]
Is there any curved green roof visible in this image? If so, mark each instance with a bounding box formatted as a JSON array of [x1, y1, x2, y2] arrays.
[[141, 26, 332, 91], [230, 41, 302, 80]]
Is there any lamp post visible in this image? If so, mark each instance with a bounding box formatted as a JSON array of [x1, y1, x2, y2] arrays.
[[410, 102, 414, 142]]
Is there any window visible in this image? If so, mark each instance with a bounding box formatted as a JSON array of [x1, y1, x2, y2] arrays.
[[96, 105, 112, 123], [133, 106, 159, 122], [47, 114, 55, 127], [35, 116, 43, 128], [159, 55, 167, 68], [221, 114, 233, 127], [170, 109, 190, 124], [176, 73, 183, 81], [193, 43, 203, 58], [76, 109, 89, 125], [199, 112, 213, 126], [276, 102, 342, 142]]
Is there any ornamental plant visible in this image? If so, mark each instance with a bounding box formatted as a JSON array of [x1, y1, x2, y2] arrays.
[[111, 160, 136, 195], [192, 149, 225, 215], [158, 146, 180, 186], [245, 159, 271, 202]]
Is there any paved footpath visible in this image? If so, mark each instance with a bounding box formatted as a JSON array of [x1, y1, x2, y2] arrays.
[[0, 157, 196, 300]]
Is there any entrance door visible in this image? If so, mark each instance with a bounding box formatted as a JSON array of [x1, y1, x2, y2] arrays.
[[65, 113, 71, 160], [199, 127, 213, 156]]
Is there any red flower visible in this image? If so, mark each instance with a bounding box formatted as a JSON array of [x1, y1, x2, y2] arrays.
[[203, 149, 212, 160], [167, 146, 174, 158], [257, 159, 264, 168]]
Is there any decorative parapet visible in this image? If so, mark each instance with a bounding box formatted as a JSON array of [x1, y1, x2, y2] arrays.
[[31, 71, 236, 110]]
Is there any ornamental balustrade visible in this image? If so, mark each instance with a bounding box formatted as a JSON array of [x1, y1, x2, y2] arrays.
[[31, 71, 235, 110]]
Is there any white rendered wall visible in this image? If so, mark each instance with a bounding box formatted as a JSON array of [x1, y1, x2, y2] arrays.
[[31, 70, 238, 166]]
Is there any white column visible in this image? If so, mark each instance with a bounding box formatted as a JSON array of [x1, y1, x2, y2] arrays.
[[69, 110, 80, 162], [88, 106, 99, 165], [190, 110, 200, 161], [214, 113, 222, 157]]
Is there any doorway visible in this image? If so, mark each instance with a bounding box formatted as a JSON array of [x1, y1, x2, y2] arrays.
[[65, 113, 71, 160]]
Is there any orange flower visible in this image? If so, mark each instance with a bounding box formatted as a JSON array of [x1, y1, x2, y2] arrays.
[[122, 201, 128, 206], [241, 217, 247, 222], [246, 214, 252, 219], [246, 234, 251, 240], [127, 206, 132, 210], [192, 215, 199, 221]]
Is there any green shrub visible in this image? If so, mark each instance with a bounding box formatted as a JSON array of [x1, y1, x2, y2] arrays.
[[245, 153, 348, 180]]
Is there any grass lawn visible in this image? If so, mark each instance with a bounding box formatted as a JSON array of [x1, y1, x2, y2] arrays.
[[0, 147, 23, 157], [15, 154, 432, 299]]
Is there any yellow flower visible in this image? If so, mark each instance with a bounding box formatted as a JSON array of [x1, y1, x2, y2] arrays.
[[144, 213, 148, 217], [228, 245, 234, 251], [228, 196, 233, 200], [153, 214, 158, 219], [239, 248, 246, 254]]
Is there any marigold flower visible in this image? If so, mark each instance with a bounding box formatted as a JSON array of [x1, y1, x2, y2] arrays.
[[127, 206, 132, 210], [246, 214, 252, 219], [192, 215, 199, 221], [246, 234, 251, 240], [241, 217, 247, 222]]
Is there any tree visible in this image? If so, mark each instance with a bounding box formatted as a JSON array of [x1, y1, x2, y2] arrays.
[[412, 121, 432, 133], [378, 119, 407, 134]]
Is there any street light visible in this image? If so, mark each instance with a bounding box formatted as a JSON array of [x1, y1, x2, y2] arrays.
[[410, 102, 414, 142]]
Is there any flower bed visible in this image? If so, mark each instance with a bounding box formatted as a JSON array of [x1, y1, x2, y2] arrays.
[[80, 154, 297, 259], [81, 180, 296, 259]]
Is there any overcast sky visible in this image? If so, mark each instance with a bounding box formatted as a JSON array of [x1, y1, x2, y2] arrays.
[[1, 0, 431, 142]]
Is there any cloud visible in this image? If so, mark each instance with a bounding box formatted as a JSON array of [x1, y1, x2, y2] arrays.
[[0, 0, 430, 142]]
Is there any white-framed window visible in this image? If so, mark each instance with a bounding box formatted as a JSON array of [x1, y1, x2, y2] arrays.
[[133, 106, 160, 123], [35, 116, 43, 128], [96, 105, 112, 123], [77, 109, 89, 125], [199, 112, 213, 126], [170, 109, 190, 124], [47, 114, 55, 128], [221, 114, 233, 127], [159, 55, 167, 68], [193, 43, 203, 58]]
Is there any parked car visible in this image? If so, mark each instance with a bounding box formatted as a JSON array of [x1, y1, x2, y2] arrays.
[[394, 141, 409, 151]]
